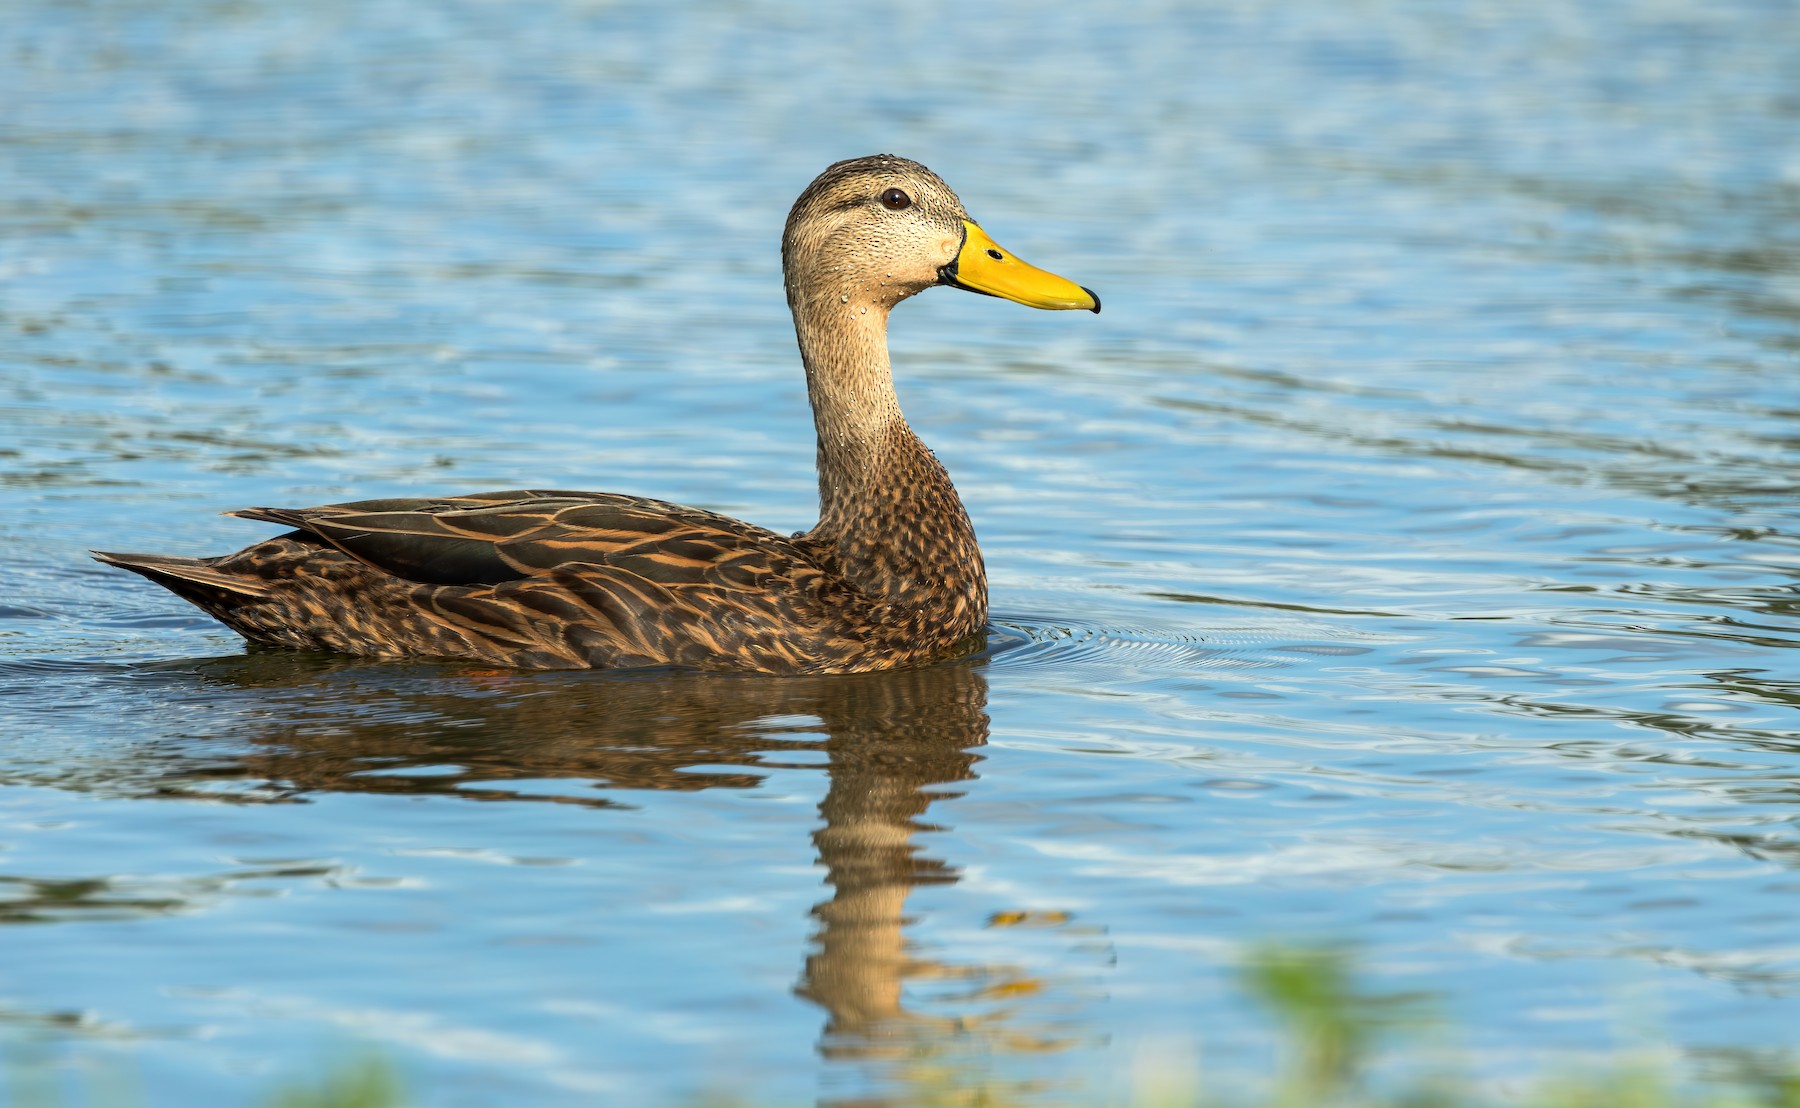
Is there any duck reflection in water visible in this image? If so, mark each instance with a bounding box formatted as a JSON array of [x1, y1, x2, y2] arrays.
[[160, 650, 1079, 1081]]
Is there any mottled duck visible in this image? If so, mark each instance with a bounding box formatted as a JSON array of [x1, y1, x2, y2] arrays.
[[97, 155, 1100, 673]]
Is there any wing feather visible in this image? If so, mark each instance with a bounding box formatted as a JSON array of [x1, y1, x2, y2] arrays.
[[250, 492, 791, 594], [153, 489, 878, 672]]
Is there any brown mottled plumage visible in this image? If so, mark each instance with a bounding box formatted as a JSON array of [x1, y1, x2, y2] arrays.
[[95, 156, 1099, 673]]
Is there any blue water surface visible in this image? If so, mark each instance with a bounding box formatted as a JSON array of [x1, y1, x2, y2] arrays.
[[3, 1, 1799, 1104]]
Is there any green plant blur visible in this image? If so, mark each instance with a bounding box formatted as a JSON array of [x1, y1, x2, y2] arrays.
[[8, 947, 1798, 1107]]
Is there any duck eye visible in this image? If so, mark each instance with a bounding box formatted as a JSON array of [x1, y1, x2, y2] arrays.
[[878, 187, 912, 211]]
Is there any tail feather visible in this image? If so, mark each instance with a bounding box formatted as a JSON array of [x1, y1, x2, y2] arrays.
[[91, 551, 273, 599], [225, 507, 316, 528]]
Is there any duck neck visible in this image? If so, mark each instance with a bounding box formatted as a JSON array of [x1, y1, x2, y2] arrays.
[[791, 297, 986, 620], [796, 301, 907, 520]]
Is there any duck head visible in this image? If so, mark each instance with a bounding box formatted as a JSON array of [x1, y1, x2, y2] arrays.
[[782, 154, 1100, 317]]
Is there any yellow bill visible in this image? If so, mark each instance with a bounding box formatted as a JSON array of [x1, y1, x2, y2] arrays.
[[938, 220, 1100, 313]]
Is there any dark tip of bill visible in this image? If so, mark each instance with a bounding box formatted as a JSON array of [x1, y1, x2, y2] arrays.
[[1083, 287, 1102, 314]]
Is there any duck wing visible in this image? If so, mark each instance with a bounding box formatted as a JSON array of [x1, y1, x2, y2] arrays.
[[204, 490, 858, 671], [232, 490, 785, 590]]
